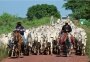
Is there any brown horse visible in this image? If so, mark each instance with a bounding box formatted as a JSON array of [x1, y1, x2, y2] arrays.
[[58, 33, 75, 56], [59, 33, 68, 44], [13, 31, 23, 57]]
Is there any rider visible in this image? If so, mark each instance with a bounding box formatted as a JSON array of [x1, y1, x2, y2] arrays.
[[61, 22, 72, 34], [61, 21, 72, 56], [15, 22, 25, 35], [61, 21, 72, 45], [15, 22, 26, 45]]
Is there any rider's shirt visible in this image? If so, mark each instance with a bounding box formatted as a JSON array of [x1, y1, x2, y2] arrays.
[[62, 25, 72, 33], [15, 25, 25, 35], [66, 25, 69, 31]]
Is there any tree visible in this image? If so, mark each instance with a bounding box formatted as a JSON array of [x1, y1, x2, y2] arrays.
[[27, 4, 61, 20], [0, 13, 16, 26], [63, 0, 90, 20]]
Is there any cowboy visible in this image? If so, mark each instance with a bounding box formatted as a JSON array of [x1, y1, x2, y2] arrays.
[[15, 22, 25, 35], [61, 22, 72, 34], [15, 22, 26, 45], [61, 21, 72, 43], [61, 21, 72, 56]]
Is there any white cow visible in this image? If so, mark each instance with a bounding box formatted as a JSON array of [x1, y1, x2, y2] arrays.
[[0, 34, 10, 48]]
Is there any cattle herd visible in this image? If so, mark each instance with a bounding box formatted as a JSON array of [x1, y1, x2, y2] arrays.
[[0, 18, 87, 57]]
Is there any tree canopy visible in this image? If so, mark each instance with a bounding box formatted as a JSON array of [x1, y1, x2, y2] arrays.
[[27, 4, 61, 20], [63, 0, 90, 20], [0, 13, 17, 26]]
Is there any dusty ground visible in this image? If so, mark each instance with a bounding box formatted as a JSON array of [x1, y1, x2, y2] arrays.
[[2, 54, 89, 62]]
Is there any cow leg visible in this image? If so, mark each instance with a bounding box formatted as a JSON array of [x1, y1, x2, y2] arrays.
[[11, 46, 14, 57], [40, 42, 43, 54], [50, 42, 53, 55], [82, 46, 85, 56], [29, 46, 32, 55]]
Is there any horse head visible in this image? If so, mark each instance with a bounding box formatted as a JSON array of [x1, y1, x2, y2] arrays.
[[13, 30, 23, 44]]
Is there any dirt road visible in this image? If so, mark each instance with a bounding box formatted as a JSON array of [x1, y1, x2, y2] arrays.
[[2, 54, 89, 62]]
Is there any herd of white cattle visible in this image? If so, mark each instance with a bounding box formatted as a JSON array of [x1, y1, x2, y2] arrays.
[[0, 19, 87, 54]]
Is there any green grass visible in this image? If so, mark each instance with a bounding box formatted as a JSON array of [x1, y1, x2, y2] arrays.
[[0, 45, 8, 61]]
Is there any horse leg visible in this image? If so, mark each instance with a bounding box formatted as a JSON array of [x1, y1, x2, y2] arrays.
[[59, 45, 62, 56], [20, 49, 23, 57], [20, 50, 23, 57], [21, 44, 24, 57], [18, 44, 23, 57], [67, 43, 73, 56], [21, 42, 25, 55], [63, 44, 68, 57], [15, 48, 19, 57], [68, 46, 71, 56], [67, 43, 72, 57]]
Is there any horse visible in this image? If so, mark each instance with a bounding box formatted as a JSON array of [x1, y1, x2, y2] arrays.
[[59, 32, 85, 56], [59, 32, 75, 57], [10, 31, 24, 57]]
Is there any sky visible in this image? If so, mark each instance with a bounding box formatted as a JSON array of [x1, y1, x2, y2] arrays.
[[0, 0, 72, 18]]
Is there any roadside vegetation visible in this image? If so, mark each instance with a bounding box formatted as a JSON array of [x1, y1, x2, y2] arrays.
[[72, 20, 90, 58], [64, 0, 90, 58]]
